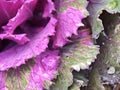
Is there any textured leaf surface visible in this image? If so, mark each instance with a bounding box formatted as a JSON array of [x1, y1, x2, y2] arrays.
[[27, 50, 60, 90], [51, 59, 73, 90], [87, 0, 120, 38], [97, 12, 120, 85], [51, 29, 99, 90], [81, 10, 120, 90], [53, 0, 88, 47], [5, 63, 31, 90], [0, 17, 56, 71], [61, 29, 99, 71], [0, 71, 6, 89], [87, 0, 108, 38], [62, 43, 99, 71], [3, 50, 59, 90]]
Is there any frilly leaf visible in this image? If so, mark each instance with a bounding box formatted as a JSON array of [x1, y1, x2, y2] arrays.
[[50, 59, 73, 90], [53, 0, 88, 47], [62, 43, 99, 71], [84, 12, 120, 90], [0, 17, 56, 71], [51, 29, 99, 90], [26, 50, 60, 90], [59, 0, 88, 15], [87, 0, 120, 38], [87, 0, 108, 38], [0, 34, 30, 45], [61, 29, 99, 71], [3, 50, 60, 90]]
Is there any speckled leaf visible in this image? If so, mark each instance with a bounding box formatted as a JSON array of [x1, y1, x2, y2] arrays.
[[62, 43, 99, 71], [4, 60, 34, 90], [3, 50, 60, 90], [61, 29, 99, 71]]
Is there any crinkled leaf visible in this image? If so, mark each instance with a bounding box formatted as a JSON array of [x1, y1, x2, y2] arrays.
[[3, 50, 59, 90], [5, 63, 32, 90], [84, 12, 120, 90], [51, 29, 99, 90], [62, 43, 99, 71], [87, 0, 109, 38], [0, 17, 57, 71], [53, 0, 88, 47], [61, 29, 99, 71], [50, 59, 73, 90], [27, 50, 60, 90], [97, 12, 120, 85], [58, 0, 88, 15], [87, 0, 120, 38]]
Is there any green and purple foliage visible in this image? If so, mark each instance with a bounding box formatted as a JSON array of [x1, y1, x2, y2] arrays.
[[0, 0, 119, 90]]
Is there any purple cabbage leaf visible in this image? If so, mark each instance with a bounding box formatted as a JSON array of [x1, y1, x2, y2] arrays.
[[0, 50, 59, 90], [53, 0, 89, 47], [0, 0, 102, 90], [0, 0, 59, 89]]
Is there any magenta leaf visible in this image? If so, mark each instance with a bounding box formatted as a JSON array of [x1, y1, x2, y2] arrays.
[[0, 0, 23, 25], [0, 34, 30, 45], [0, 17, 57, 71], [2, 0, 38, 34], [43, 0, 55, 17], [0, 72, 6, 90], [27, 50, 60, 90], [53, 0, 88, 47]]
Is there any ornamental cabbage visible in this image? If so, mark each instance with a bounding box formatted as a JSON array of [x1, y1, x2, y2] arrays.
[[0, 0, 99, 89]]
